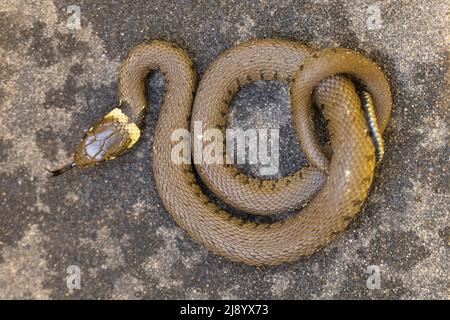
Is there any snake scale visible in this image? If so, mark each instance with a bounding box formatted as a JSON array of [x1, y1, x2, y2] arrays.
[[50, 39, 392, 265]]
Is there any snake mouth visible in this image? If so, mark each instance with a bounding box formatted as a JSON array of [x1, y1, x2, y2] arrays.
[[46, 162, 76, 177]]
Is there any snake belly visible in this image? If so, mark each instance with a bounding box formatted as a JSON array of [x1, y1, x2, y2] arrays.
[[116, 39, 391, 265]]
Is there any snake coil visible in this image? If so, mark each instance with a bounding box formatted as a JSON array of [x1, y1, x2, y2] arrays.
[[50, 39, 391, 265]]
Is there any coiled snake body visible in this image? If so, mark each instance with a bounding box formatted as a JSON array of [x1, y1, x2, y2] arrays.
[[51, 39, 391, 265]]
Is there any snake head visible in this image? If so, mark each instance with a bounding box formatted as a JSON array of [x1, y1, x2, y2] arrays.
[[48, 108, 141, 176]]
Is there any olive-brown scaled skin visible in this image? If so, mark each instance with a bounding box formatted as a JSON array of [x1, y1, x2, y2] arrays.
[[74, 117, 132, 167], [50, 39, 392, 266]]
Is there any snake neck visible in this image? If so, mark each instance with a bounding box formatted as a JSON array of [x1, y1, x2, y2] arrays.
[[64, 41, 197, 170], [117, 40, 196, 126]]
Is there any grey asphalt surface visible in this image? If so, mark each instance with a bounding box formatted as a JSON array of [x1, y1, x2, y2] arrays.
[[0, 0, 448, 299]]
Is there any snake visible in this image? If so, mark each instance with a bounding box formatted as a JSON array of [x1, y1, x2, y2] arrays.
[[49, 39, 392, 266]]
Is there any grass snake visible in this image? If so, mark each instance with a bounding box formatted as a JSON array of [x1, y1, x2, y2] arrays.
[[49, 39, 392, 265]]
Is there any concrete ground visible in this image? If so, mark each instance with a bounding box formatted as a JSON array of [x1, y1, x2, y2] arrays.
[[0, 0, 448, 299]]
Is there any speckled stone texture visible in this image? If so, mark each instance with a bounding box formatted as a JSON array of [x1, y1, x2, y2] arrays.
[[0, 0, 448, 299]]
